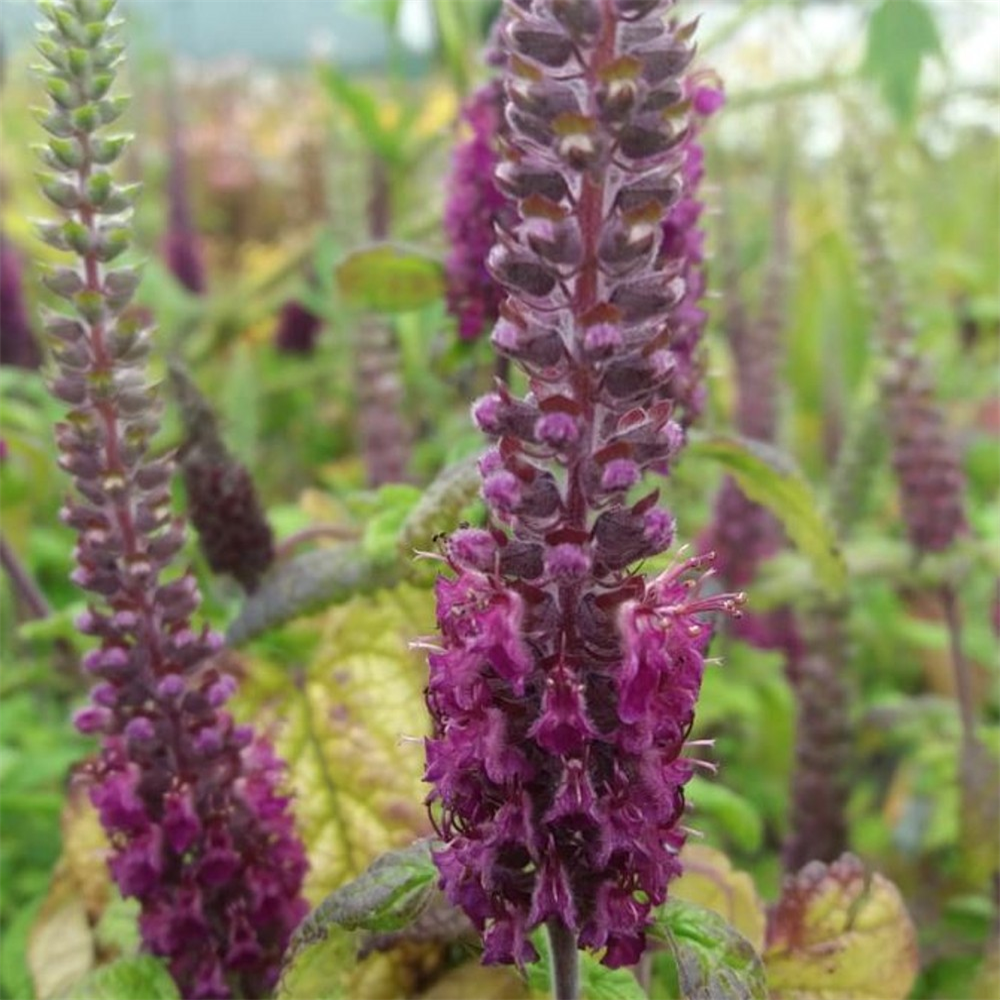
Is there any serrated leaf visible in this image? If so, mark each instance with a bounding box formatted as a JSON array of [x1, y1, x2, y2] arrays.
[[672, 844, 767, 952], [650, 898, 769, 1000], [294, 841, 438, 947], [226, 544, 399, 646], [66, 956, 179, 1000], [862, 0, 942, 126], [277, 844, 443, 1000], [336, 244, 445, 314], [763, 854, 918, 1000], [687, 432, 846, 595]]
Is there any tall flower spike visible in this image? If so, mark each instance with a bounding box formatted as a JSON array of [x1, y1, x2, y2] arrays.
[[849, 164, 967, 554], [162, 85, 207, 295], [33, 4, 306, 997], [424, 0, 742, 972], [444, 78, 512, 342]]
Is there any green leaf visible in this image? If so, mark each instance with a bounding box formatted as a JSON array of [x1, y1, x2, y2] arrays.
[[297, 840, 439, 942], [278, 842, 439, 1000], [686, 432, 847, 596], [686, 778, 765, 854], [862, 0, 943, 126], [360, 483, 425, 564], [649, 898, 769, 1000], [525, 930, 647, 1000], [226, 544, 399, 646], [66, 957, 179, 1000], [318, 64, 401, 163], [432, 0, 474, 93], [1, 895, 45, 1000], [336, 244, 445, 314], [276, 928, 354, 1000]]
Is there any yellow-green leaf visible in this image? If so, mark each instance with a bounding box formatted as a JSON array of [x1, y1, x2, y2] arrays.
[[247, 586, 436, 901], [672, 844, 767, 952], [336, 244, 445, 314], [764, 855, 919, 1000]]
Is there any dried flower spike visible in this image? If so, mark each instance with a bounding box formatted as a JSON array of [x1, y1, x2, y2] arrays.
[[34, 3, 305, 996], [424, 0, 740, 974]]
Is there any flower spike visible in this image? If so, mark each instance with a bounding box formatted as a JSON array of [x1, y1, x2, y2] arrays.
[[424, 0, 738, 972], [34, 3, 306, 996]]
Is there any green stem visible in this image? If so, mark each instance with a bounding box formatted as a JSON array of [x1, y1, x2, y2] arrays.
[[940, 582, 976, 746], [546, 919, 580, 1000], [0, 536, 51, 621]]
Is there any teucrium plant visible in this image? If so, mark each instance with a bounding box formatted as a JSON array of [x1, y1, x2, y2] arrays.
[[422, 0, 742, 986], [33, 2, 307, 997]]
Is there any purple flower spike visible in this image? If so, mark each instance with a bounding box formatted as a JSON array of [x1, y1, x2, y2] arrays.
[[424, 0, 741, 970], [444, 80, 514, 341], [162, 91, 207, 295], [659, 73, 723, 426], [34, 4, 306, 997]]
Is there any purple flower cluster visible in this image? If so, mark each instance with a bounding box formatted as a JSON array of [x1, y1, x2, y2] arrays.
[[162, 96, 207, 295], [443, 79, 513, 341], [659, 78, 723, 425], [424, 0, 741, 969], [34, 3, 306, 996]]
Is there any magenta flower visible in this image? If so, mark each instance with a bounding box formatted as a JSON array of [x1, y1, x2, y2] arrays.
[[659, 76, 723, 425], [444, 79, 513, 342], [424, 0, 741, 971], [34, 3, 306, 996]]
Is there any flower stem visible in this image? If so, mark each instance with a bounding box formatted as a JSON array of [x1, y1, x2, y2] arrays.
[[940, 582, 975, 746], [547, 919, 580, 1000], [0, 536, 50, 621]]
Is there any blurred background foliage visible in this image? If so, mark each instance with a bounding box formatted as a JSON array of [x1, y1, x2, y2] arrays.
[[1, 0, 998, 998]]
